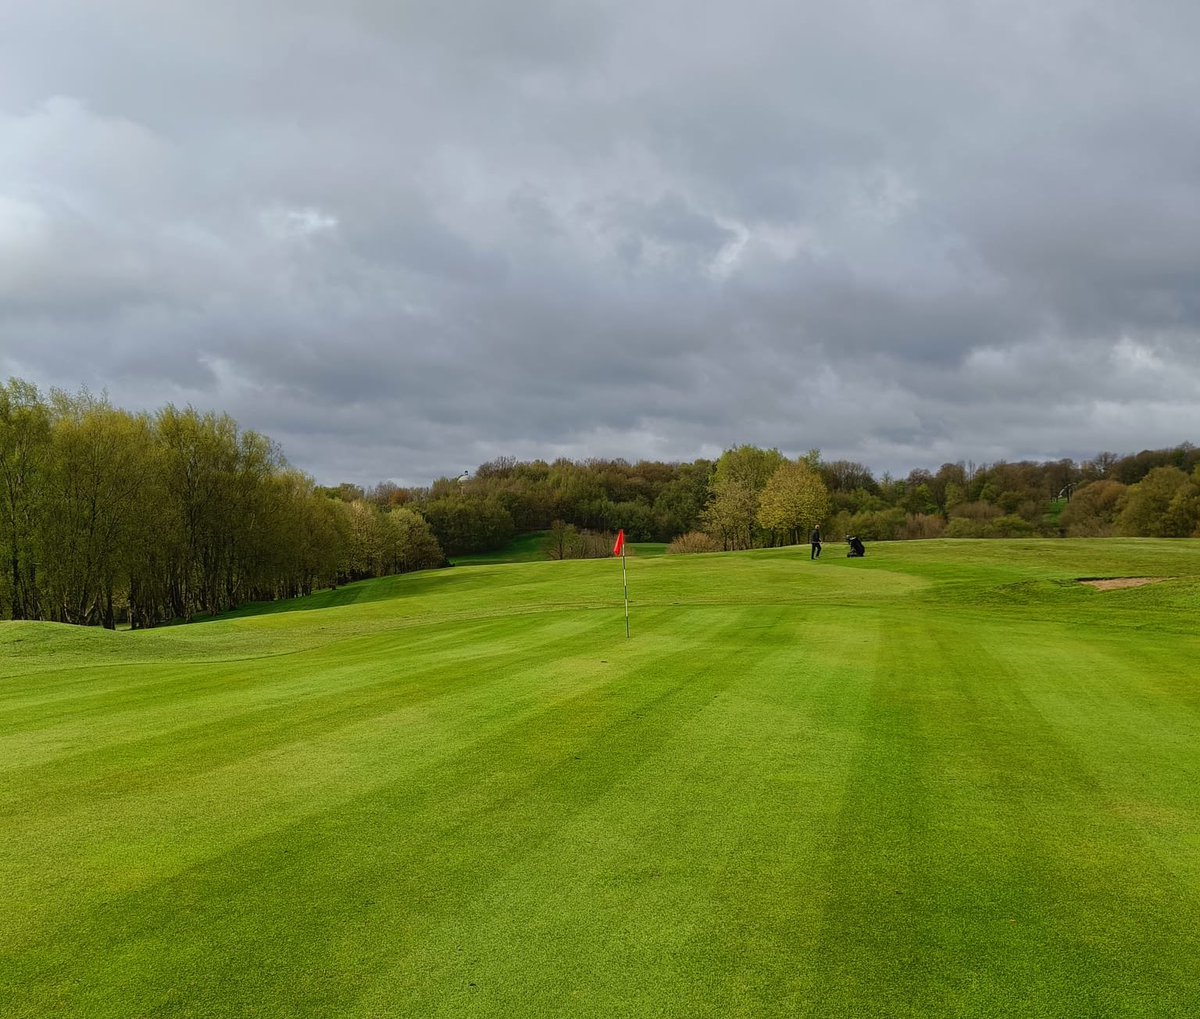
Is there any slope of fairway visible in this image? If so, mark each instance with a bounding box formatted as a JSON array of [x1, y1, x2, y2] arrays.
[[3, 540, 1200, 1017]]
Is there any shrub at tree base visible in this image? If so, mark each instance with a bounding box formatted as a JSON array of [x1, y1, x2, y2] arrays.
[[944, 515, 1034, 538], [900, 513, 946, 540], [828, 508, 907, 542], [667, 531, 721, 554], [542, 520, 618, 560]]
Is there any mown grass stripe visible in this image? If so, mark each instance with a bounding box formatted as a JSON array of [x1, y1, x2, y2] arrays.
[[3, 539, 1200, 1017]]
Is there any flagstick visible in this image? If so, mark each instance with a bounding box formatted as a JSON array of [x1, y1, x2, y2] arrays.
[[622, 545, 630, 639]]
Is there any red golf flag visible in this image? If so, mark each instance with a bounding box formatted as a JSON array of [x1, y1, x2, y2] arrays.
[[612, 529, 625, 556]]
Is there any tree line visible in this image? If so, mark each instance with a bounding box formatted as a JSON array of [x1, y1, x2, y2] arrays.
[[7, 372, 1200, 627], [348, 442, 1200, 558], [0, 380, 443, 628]]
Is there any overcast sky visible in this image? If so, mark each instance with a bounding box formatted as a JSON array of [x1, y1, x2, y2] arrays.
[[2, 1, 1199, 485]]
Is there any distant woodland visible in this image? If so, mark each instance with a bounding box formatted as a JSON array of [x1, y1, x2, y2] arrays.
[[4, 377, 1200, 627]]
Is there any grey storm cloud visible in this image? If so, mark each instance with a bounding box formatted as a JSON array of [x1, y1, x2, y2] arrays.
[[2, 0, 1200, 484]]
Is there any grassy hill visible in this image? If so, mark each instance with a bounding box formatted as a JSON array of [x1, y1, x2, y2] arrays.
[[3, 540, 1200, 1017]]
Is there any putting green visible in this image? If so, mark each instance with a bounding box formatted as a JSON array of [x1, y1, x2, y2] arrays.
[[2, 540, 1199, 1017]]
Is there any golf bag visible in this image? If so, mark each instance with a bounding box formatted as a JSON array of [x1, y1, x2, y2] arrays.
[[847, 536, 866, 558]]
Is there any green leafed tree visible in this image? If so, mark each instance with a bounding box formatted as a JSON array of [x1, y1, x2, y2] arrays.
[[542, 519, 581, 560], [702, 445, 786, 549], [1058, 480, 1127, 537], [384, 507, 444, 573], [419, 496, 515, 556], [0, 379, 51, 619], [1114, 467, 1192, 537], [1163, 469, 1200, 537], [38, 390, 153, 627], [712, 445, 786, 493], [701, 476, 760, 550], [756, 459, 832, 546]]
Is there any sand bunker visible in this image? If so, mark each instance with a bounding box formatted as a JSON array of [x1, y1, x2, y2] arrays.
[[1078, 577, 1165, 591]]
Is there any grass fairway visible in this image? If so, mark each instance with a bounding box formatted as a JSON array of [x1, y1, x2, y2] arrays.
[[3, 540, 1200, 1017]]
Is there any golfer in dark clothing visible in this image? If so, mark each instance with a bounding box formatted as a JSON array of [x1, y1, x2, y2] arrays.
[[810, 525, 822, 560]]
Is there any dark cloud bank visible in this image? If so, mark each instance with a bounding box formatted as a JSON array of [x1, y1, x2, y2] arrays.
[[3, 0, 1199, 484]]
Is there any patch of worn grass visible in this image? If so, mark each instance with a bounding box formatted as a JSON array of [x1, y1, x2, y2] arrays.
[[2, 539, 1199, 1017]]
